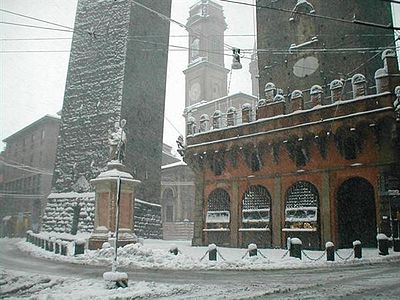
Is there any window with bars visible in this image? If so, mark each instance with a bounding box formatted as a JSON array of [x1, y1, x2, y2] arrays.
[[285, 181, 319, 229], [241, 185, 271, 227], [206, 189, 230, 225]]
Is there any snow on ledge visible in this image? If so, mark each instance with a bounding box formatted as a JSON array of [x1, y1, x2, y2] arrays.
[[48, 192, 95, 199], [161, 160, 187, 169], [135, 198, 161, 208]]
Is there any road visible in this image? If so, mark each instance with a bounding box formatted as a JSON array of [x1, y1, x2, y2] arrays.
[[1, 239, 400, 299]]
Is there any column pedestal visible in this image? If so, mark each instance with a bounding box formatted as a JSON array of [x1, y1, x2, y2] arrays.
[[88, 161, 141, 250]]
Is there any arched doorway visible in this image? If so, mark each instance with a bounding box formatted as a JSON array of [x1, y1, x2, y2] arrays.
[[337, 177, 376, 248]]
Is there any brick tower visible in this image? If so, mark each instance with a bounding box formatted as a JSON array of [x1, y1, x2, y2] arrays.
[[52, 0, 171, 206], [256, 0, 394, 95]]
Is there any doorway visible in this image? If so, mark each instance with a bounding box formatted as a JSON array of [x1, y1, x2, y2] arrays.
[[337, 177, 376, 248]]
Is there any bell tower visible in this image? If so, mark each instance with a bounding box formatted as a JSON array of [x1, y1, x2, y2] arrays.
[[183, 0, 230, 107]]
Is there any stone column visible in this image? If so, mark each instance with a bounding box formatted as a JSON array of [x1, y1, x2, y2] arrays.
[[88, 161, 141, 250], [272, 176, 282, 247], [320, 172, 331, 245], [191, 168, 205, 246], [231, 181, 240, 247]]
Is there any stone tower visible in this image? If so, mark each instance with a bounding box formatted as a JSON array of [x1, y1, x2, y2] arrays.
[[183, 0, 230, 108], [257, 0, 394, 94], [52, 0, 172, 205]]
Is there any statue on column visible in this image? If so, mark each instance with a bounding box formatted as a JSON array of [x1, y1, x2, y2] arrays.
[[108, 119, 127, 163]]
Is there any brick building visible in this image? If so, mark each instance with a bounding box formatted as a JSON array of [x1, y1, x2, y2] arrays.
[[184, 50, 400, 249], [1, 115, 60, 236]]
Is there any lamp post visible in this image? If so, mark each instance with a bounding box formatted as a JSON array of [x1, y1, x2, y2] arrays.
[[112, 176, 122, 272]]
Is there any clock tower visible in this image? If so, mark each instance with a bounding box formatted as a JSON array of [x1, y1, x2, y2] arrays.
[[183, 0, 230, 107]]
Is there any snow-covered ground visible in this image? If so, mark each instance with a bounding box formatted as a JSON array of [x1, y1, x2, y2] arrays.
[[16, 237, 400, 271], [1, 238, 400, 299]]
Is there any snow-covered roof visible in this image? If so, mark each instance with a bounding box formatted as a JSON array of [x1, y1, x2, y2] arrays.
[[161, 161, 187, 170]]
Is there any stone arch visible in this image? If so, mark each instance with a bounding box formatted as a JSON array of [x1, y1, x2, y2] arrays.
[[336, 177, 376, 248], [240, 185, 272, 247], [284, 181, 320, 249]]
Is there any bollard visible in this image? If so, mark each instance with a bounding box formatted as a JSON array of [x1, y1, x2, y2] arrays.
[[394, 238, 400, 252], [26, 230, 32, 242], [248, 243, 258, 257], [326, 241, 335, 262], [353, 240, 362, 259], [55, 240, 61, 254], [377, 233, 389, 256], [61, 242, 68, 256], [45, 239, 50, 251], [49, 238, 54, 252], [289, 238, 302, 259], [208, 244, 217, 261], [169, 245, 179, 256], [103, 271, 128, 289], [74, 239, 85, 256]]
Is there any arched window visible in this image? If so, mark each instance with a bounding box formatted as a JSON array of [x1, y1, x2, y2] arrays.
[[162, 188, 174, 222], [242, 185, 271, 229], [285, 181, 319, 230], [206, 189, 230, 229]]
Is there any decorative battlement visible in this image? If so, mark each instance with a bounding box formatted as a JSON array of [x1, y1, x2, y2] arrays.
[[185, 50, 400, 137]]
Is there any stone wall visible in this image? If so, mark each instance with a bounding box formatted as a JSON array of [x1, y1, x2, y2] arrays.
[[42, 192, 95, 233], [42, 193, 161, 239], [134, 199, 162, 239]]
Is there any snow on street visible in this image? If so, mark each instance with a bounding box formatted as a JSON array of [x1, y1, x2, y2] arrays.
[[1, 238, 400, 299]]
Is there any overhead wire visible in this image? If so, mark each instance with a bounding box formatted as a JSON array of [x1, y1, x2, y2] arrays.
[[218, 0, 400, 31], [0, 8, 74, 31], [0, 21, 74, 33]]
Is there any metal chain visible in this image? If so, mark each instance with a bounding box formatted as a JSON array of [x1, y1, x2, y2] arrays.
[[217, 250, 226, 261], [281, 249, 290, 259], [335, 249, 354, 261], [257, 250, 270, 261], [301, 250, 326, 261], [199, 250, 208, 262], [241, 250, 249, 259]]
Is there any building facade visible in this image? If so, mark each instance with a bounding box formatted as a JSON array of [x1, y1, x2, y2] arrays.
[[185, 50, 400, 249], [161, 161, 195, 240], [1, 115, 60, 236]]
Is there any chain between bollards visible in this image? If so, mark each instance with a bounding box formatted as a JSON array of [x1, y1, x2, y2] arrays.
[[335, 249, 354, 261], [281, 249, 290, 259], [301, 249, 326, 261]]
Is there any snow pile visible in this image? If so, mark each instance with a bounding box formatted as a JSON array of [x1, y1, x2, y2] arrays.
[[16, 238, 400, 272]]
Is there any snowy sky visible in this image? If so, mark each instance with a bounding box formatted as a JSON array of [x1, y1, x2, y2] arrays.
[[1, 1, 399, 152]]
